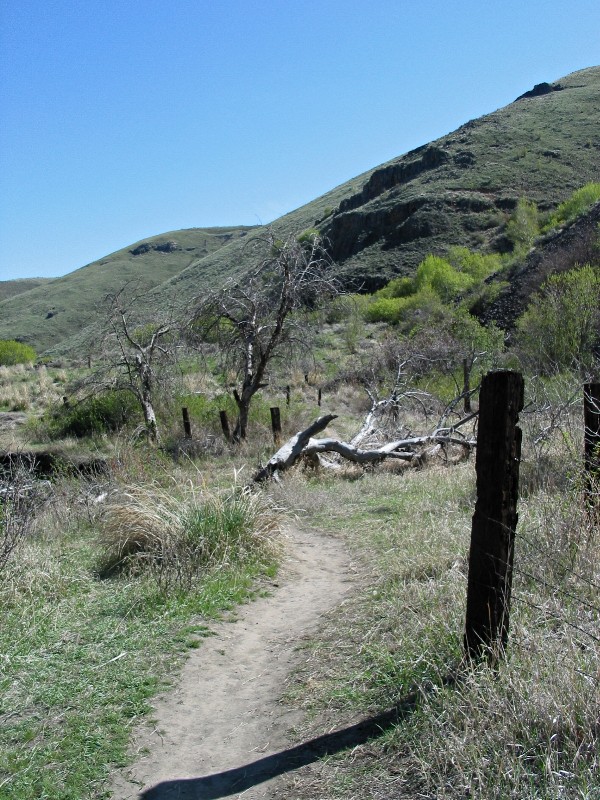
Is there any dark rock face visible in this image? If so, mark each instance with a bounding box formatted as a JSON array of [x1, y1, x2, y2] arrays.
[[131, 242, 152, 256], [515, 81, 562, 101], [155, 240, 179, 253], [131, 240, 179, 256], [337, 145, 450, 214]]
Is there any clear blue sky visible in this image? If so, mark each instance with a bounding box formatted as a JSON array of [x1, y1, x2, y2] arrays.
[[1, 0, 598, 281]]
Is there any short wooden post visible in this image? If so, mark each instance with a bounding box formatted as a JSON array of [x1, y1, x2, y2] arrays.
[[583, 383, 600, 510], [286, 385, 290, 406], [317, 388, 322, 407], [219, 410, 231, 442], [462, 358, 472, 414], [270, 406, 282, 445], [182, 407, 192, 439], [464, 370, 524, 663]]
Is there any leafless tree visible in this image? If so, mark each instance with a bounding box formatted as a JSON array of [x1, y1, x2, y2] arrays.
[[90, 286, 181, 443], [191, 231, 338, 441]]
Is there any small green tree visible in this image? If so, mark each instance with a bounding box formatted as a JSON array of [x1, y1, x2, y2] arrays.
[[505, 198, 539, 255], [516, 265, 600, 374]]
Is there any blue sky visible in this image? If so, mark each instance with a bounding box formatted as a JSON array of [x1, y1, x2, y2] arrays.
[[0, 0, 598, 281]]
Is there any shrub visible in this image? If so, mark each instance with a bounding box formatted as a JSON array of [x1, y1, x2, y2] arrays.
[[505, 198, 539, 254], [515, 264, 600, 373], [414, 255, 473, 300], [376, 276, 415, 299], [446, 247, 502, 281], [544, 182, 600, 231], [0, 340, 36, 366], [44, 390, 139, 439]]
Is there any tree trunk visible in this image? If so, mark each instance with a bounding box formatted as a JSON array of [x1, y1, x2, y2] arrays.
[[141, 397, 159, 443], [233, 391, 250, 442]]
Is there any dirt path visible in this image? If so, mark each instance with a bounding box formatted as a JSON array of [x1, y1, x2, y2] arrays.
[[109, 524, 356, 799]]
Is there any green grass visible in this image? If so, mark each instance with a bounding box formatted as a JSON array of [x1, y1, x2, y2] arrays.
[[0, 483, 278, 800]]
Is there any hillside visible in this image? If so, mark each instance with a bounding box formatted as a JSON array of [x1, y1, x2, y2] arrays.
[[0, 278, 52, 304], [2, 65, 599, 356], [0, 227, 254, 353], [481, 200, 600, 331]]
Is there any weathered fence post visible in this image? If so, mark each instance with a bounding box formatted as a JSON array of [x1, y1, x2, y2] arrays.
[[462, 358, 472, 414], [182, 407, 192, 439], [317, 388, 322, 407], [219, 410, 231, 442], [270, 406, 282, 445], [464, 370, 524, 663], [286, 385, 291, 406], [583, 382, 600, 510]]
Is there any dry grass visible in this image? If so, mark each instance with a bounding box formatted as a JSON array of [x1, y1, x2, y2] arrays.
[[98, 479, 281, 590], [0, 364, 65, 413], [268, 418, 600, 799]]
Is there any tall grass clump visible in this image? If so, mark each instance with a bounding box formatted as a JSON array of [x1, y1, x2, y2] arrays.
[[99, 482, 280, 591]]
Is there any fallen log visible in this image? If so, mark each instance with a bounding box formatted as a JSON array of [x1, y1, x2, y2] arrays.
[[253, 412, 476, 483], [304, 438, 417, 464], [253, 414, 338, 482]]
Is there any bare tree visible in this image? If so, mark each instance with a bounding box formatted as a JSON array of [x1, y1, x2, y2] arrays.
[[91, 286, 180, 443], [191, 231, 338, 441]]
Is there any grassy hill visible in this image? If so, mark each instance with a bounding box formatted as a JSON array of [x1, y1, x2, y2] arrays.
[[0, 278, 52, 303], [2, 65, 599, 356], [0, 227, 254, 354]]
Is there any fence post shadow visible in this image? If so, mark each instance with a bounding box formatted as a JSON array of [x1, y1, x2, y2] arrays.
[[139, 675, 457, 800]]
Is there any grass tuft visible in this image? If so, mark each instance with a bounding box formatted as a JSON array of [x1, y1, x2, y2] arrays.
[[98, 482, 280, 590]]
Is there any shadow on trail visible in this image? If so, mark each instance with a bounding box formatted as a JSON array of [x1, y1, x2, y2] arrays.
[[139, 684, 441, 800]]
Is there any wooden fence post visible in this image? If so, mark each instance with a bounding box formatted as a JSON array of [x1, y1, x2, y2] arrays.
[[583, 382, 600, 510], [270, 406, 282, 445], [462, 358, 472, 414], [219, 410, 231, 442], [286, 385, 291, 406], [182, 407, 192, 439], [464, 370, 524, 663], [317, 388, 322, 407]]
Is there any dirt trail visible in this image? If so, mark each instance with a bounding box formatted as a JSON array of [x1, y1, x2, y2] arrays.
[[109, 524, 355, 799]]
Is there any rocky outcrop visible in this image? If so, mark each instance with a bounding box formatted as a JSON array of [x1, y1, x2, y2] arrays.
[[515, 81, 563, 101], [131, 240, 179, 256], [337, 145, 450, 214]]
